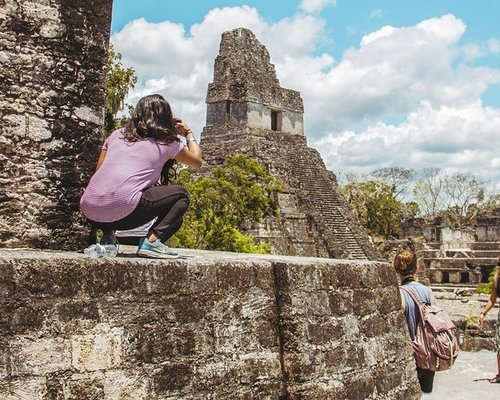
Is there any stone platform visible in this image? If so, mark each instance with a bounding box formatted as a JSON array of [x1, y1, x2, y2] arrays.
[[0, 248, 420, 399]]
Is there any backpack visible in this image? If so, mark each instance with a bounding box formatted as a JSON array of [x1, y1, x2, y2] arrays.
[[160, 159, 177, 185], [401, 286, 459, 372]]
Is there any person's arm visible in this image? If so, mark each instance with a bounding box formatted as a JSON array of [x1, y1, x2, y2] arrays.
[[95, 149, 107, 171], [479, 272, 498, 327], [399, 289, 406, 310], [174, 121, 202, 169]]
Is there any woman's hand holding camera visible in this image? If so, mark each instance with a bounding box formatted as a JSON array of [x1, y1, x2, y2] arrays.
[[174, 118, 192, 138]]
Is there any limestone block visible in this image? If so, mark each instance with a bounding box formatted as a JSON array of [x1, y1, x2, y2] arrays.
[[65, 371, 106, 399], [27, 115, 51, 141], [10, 337, 71, 376], [104, 370, 150, 400], [2, 114, 26, 137], [71, 324, 123, 372], [74, 106, 103, 125], [0, 377, 46, 400]]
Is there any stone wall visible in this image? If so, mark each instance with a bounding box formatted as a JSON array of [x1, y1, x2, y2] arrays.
[[0, 0, 112, 250], [477, 209, 500, 242], [0, 248, 421, 399]]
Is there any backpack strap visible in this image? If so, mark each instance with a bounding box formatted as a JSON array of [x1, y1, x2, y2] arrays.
[[400, 285, 426, 319]]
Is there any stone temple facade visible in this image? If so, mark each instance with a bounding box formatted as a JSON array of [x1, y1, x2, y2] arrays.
[[0, 0, 111, 250], [399, 211, 500, 285], [201, 28, 379, 260]]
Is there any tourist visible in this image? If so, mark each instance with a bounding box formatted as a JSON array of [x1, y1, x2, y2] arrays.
[[394, 249, 437, 393], [80, 94, 202, 258], [478, 258, 500, 383]]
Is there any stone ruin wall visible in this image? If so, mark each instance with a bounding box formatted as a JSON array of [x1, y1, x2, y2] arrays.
[[0, 249, 421, 399], [398, 212, 500, 285], [0, 0, 112, 250], [206, 29, 304, 137]]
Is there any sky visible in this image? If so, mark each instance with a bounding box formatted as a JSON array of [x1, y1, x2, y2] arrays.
[[111, 0, 500, 189]]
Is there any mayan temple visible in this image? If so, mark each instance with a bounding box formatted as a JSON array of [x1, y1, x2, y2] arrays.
[[201, 28, 379, 260]]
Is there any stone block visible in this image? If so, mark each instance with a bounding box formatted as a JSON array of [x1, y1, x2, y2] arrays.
[[306, 319, 344, 345], [104, 370, 150, 400], [71, 324, 123, 372], [328, 290, 354, 316], [0, 377, 46, 400], [67, 372, 105, 400], [10, 337, 71, 376], [352, 289, 380, 314]]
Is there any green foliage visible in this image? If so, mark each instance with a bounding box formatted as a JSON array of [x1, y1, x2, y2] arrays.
[[341, 180, 418, 239], [169, 154, 283, 253], [464, 315, 479, 324], [478, 193, 500, 215], [104, 45, 137, 136], [476, 268, 498, 294]]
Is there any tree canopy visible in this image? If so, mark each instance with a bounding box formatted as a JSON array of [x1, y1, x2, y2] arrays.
[[169, 154, 283, 253], [104, 45, 137, 135], [341, 180, 418, 239], [341, 166, 498, 236]]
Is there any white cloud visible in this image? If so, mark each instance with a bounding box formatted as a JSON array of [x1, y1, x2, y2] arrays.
[[285, 13, 500, 138], [314, 101, 500, 183], [299, 0, 337, 14], [489, 38, 500, 53], [369, 9, 383, 19], [112, 8, 500, 186]]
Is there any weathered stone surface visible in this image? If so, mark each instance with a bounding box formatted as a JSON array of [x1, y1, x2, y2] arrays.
[[0, 248, 420, 399], [0, 0, 112, 250], [201, 28, 379, 260]]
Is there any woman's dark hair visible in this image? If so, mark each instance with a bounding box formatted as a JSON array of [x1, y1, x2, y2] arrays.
[[123, 94, 180, 144]]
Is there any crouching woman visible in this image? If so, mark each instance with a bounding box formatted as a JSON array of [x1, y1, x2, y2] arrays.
[[80, 94, 202, 258]]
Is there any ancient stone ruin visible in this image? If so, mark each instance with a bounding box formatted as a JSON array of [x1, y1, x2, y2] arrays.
[[399, 210, 500, 285], [0, 3, 421, 399], [0, 248, 421, 399], [0, 0, 111, 250], [201, 28, 379, 261]]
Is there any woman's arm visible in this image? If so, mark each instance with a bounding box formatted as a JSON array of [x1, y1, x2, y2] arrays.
[[95, 149, 107, 171], [399, 289, 406, 310], [479, 270, 498, 327], [174, 121, 202, 169]]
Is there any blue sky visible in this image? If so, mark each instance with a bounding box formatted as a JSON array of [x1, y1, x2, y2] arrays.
[[110, 0, 500, 188], [112, 0, 499, 74]]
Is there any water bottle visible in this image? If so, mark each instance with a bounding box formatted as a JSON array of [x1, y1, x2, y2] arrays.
[[84, 244, 106, 258], [103, 244, 118, 258]]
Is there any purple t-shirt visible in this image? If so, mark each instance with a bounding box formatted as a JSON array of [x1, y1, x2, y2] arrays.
[[80, 129, 184, 222]]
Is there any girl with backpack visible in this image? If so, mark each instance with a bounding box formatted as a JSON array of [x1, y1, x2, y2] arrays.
[[479, 259, 500, 384], [394, 249, 438, 393], [80, 94, 202, 258]]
